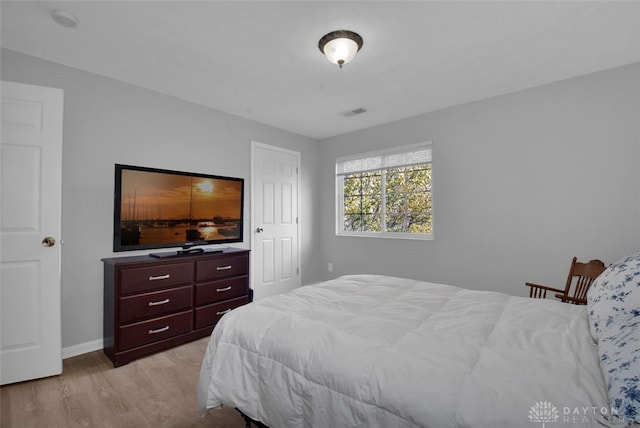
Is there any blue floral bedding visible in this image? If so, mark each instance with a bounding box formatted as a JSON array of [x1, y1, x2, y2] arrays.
[[587, 250, 640, 425]]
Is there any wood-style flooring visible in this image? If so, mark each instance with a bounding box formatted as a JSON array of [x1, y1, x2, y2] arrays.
[[0, 337, 246, 428]]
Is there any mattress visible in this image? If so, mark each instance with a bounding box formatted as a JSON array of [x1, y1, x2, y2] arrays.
[[198, 274, 622, 427]]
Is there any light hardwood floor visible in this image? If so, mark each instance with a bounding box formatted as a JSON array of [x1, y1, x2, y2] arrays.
[[1, 338, 246, 428]]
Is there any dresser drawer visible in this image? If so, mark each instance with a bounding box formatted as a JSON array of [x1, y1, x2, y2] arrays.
[[119, 262, 193, 295], [119, 285, 192, 324], [194, 296, 249, 330], [118, 310, 192, 351], [195, 276, 248, 306], [196, 255, 248, 281]]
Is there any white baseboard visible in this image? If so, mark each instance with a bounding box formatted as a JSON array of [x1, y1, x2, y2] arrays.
[[62, 339, 103, 360]]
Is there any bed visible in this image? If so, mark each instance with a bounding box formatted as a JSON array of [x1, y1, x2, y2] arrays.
[[198, 253, 640, 428]]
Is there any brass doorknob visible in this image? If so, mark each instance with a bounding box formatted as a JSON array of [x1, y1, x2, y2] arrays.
[[42, 236, 56, 247]]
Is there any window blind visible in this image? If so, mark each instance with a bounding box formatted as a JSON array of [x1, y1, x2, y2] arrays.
[[336, 143, 432, 176]]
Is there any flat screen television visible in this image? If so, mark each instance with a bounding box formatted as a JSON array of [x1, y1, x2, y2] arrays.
[[113, 164, 244, 255]]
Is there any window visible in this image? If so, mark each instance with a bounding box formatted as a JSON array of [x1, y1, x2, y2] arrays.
[[336, 142, 432, 240]]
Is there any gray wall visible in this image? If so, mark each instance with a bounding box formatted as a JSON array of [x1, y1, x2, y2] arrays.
[[1, 48, 322, 351], [318, 63, 640, 296], [3, 47, 639, 353]]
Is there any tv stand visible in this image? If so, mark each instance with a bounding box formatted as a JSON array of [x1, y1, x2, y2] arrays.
[[150, 247, 223, 258], [179, 247, 204, 255]]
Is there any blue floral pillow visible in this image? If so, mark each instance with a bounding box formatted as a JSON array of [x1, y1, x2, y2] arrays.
[[587, 250, 640, 424]]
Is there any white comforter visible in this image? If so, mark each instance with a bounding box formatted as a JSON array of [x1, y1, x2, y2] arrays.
[[198, 274, 620, 428]]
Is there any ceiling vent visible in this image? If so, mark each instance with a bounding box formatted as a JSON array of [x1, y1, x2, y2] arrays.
[[339, 107, 367, 118]]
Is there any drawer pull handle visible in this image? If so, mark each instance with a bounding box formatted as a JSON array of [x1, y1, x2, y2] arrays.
[[216, 309, 232, 316], [216, 265, 232, 271], [216, 286, 232, 292], [148, 274, 170, 281], [148, 298, 170, 306], [148, 326, 169, 334]]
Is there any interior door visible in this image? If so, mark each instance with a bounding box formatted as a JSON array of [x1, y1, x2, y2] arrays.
[[251, 142, 300, 300], [1, 81, 64, 385]]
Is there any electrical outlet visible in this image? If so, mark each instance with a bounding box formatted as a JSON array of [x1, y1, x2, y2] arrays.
[[328, 263, 333, 272]]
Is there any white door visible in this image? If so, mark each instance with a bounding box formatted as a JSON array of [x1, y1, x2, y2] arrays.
[[251, 142, 300, 300], [1, 81, 63, 385]]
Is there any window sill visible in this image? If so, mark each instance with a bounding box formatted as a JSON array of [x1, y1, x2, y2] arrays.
[[336, 231, 433, 241]]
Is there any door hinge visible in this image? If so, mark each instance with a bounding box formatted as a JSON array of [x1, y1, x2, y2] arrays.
[[297, 267, 299, 274], [296, 217, 298, 224], [296, 167, 299, 174]]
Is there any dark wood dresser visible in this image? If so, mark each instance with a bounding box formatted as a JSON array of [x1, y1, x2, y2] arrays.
[[102, 248, 250, 367]]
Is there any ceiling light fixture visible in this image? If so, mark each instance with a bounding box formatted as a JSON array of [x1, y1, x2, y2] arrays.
[[318, 30, 363, 69], [51, 10, 78, 29]]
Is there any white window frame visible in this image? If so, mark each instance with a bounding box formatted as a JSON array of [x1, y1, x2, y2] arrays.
[[335, 141, 433, 240]]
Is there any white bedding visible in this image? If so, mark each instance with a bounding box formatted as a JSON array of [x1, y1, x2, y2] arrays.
[[198, 274, 622, 428]]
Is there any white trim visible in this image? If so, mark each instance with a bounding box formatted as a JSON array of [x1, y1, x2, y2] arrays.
[[336, 231, 434, 240], [250, 141, 302, 288], [62, 339, 103, 360]]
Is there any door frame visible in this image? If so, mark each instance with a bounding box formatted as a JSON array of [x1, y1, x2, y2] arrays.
[[250, 141, 302, 292]]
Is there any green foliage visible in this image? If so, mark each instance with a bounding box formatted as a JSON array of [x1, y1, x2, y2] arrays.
[[342, 164, 432, 234], [343, 171, 382, 232]]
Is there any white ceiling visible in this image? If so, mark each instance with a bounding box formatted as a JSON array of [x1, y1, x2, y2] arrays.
[[2, 1, 639, 140]]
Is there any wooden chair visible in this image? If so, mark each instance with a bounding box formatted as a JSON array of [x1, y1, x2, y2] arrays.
[[525, 257, 606, 305]]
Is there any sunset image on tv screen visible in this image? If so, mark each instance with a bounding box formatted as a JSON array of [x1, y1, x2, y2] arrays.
[[118, 169, 242, 246]]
